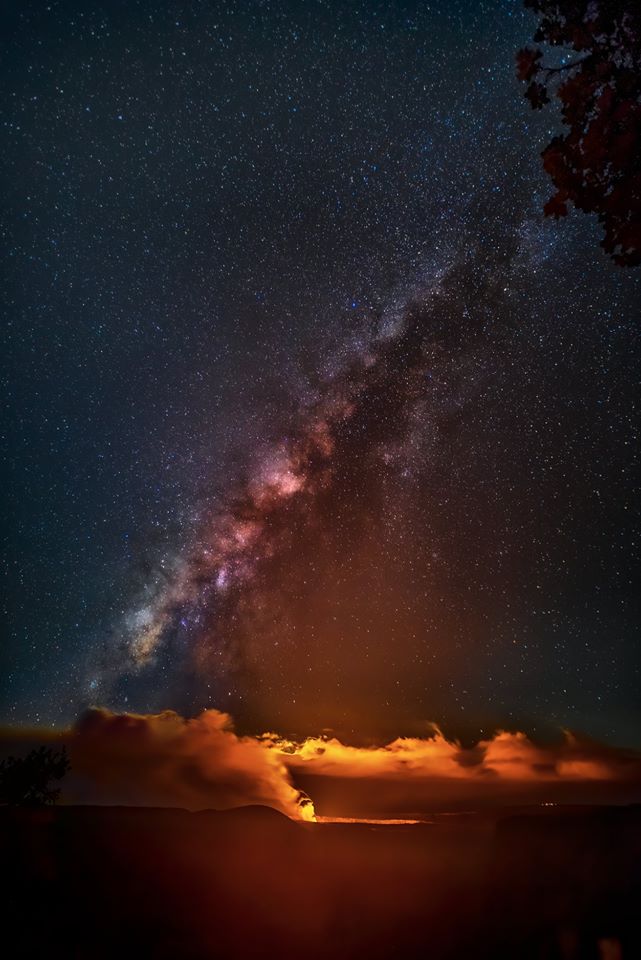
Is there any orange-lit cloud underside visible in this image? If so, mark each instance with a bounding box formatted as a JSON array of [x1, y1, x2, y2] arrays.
[[9, 708, 641, 822]]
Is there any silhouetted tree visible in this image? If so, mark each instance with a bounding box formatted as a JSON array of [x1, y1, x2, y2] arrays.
[[517, 1, 641, 265], [0, 745, 70, 806]]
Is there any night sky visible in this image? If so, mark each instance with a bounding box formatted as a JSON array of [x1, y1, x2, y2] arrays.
[[2, 0, 640, 747]]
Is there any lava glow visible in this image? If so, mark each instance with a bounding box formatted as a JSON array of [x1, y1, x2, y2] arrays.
[[45, 708, 641, 822], [315, 817, 423, 824]]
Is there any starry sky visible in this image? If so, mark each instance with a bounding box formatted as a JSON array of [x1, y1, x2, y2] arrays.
[[2, 0, 640, 746]]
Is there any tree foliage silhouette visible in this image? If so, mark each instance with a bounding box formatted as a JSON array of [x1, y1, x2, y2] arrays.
[[0, 746, 71, 807], [517, 1, 641, 265]]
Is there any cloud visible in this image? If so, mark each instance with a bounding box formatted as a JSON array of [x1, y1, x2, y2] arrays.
[[65, 707, 315, 820], [270, 726, 641, 784], [269, 727, 641, 817], [5, 711, 640, 821], [268, 727, 466, 778]]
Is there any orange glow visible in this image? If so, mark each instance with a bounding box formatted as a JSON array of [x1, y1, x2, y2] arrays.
[[269, 726, 623, 785], [21, 708, 640, 821], [316, 816, 423, 824], [268, 728, 466, 778]]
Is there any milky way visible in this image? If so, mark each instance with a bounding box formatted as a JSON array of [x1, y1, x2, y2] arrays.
[[110, 269, 453, 684], [97, 219, 640, 742]]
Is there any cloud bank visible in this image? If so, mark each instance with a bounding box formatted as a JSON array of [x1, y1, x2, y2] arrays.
[[6, 708, 641, 820], [271, 727, 641, 817]]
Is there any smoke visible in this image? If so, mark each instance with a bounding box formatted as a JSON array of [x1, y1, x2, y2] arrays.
[[272, 726, 641, 784], [11, 708, 640, 820], [272, 727, 641, 816], [65, 707, 315, 821]]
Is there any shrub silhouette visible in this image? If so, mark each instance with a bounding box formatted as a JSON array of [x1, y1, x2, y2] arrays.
[[0, 745, 70, 806]]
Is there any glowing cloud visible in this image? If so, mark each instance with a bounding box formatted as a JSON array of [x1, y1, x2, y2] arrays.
[[68, 707, 316, 821], [13, 710, 640, 821]]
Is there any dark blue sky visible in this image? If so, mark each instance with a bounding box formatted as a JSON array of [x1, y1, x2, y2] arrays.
[[2, 0, 640, 744]]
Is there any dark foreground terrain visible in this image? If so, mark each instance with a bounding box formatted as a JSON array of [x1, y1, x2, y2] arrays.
[[3, 804, 641, 959]]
